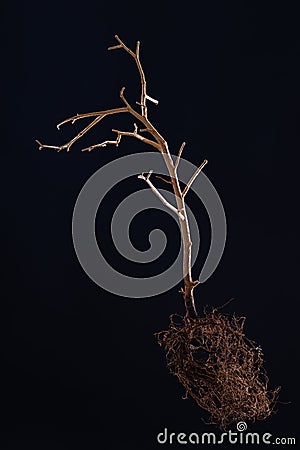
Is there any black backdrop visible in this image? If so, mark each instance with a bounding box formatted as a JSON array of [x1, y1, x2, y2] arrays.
[[2, 2, 299, 449]]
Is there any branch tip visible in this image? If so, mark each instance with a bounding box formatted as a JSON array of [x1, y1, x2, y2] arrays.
[[147, 169, 153, 179], [175, 141, 186, 171], [136, 41, 140, 56], [145, 94, 159, 105], [182, 159, 208, 197], [155, 175, 173, 185], [35, 139, 42, 150], [107, 44, 122, 51]]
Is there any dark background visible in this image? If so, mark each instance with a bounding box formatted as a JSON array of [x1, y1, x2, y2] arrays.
[[1, 1, 299, 449]]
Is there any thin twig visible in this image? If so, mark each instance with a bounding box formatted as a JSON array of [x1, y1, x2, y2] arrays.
[[175, 141, 186, 171], [36, 115, 104, 152], [182, 159, 208, 197], [56, 107, 128, 129], [82, 123, 161, 152], [107, 44, 123, 51], [82, 138, 122, 152], [155, 175, 173, 185], [139, 127, 153, 133], [109, 35, 149, 118], [138, 171, 185, 220], [146, 94, 159, 105], [36, 108, 130, 152]]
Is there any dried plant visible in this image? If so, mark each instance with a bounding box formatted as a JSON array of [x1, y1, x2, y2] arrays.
[[36, 36, 279, 427], [36, 35, 204, 318]]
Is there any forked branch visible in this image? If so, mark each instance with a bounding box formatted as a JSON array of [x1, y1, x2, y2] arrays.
[[108, 35, 158, 118], [138, 171, 185, 220], [36, 107, 128, 152]]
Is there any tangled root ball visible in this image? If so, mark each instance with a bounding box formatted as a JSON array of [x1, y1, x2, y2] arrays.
[[156, 309, 279, 428]]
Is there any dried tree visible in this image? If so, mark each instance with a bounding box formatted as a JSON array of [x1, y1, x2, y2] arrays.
[[37, 36, 279, 428], [36, 35, 206, 320]]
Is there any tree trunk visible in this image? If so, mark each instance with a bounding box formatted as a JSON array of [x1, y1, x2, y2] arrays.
[[162, 152, 199, 319], [183, 287, 198, 319]]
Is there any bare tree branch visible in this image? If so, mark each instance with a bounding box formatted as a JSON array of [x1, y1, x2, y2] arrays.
[[108, 35, 157, 118], [145, 94, 159, 105], [107, 44, 123, 51], [81, 138, 122, 152], [36, 116, 105, 152], [138, 171, 185, 220], [36, 108, 129, 152], [82, 123, 161, 152], [155, 175, 173, 185], [56, 107, 128, 129], [182, 159, 208, 197], [139, 127, 153, 133], [175, 141, 186, 171], [111, 125, 161, 149]]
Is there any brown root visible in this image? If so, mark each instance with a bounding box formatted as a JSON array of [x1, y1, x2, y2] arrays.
[[156, 308, 280, 429]]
